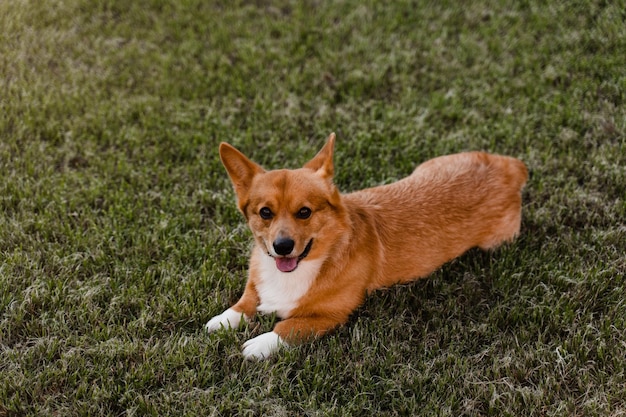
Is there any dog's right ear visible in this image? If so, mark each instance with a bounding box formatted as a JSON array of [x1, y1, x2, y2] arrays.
[[304, 132, 335, 181], [219, 142, 265, 207]]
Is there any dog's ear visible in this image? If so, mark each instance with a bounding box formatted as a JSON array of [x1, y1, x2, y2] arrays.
[[219, 142, 265, 207], [304, 132, 335, 180]]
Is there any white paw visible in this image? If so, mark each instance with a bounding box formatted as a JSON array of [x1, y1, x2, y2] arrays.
[[205, 308, 246, 332], [242, 331, 285, 360]]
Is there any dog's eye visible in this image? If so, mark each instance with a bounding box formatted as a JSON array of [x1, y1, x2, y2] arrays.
[[296, 207, 312, 219], [259, 207, 273, 219]]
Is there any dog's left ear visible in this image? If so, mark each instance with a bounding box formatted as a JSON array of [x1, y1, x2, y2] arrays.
[[219, 142, 265, 212], [304, 132, 335, 180]]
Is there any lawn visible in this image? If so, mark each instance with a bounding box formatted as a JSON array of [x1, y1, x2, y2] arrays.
[[1, 0, 624, 415]]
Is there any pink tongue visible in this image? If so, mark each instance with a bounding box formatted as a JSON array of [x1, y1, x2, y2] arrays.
[[276, 257, 298, 273]]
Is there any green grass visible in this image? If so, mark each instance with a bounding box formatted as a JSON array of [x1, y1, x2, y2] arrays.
[[1, 0, 624, 415]]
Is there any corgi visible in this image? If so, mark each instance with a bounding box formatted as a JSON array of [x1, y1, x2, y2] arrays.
[[206, 133, 528, 359]]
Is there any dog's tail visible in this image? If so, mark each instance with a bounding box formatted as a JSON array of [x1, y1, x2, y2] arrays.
[[510, 157, 529, 190]]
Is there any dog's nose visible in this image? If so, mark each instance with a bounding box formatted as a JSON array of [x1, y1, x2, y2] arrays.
[[273, 237, 295, 256]]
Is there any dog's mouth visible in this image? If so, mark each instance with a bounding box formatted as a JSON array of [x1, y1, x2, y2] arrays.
[[274, 239, 313, 273]]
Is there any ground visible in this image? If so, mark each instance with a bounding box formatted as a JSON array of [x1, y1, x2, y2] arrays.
[[0, 0, 624, 415]]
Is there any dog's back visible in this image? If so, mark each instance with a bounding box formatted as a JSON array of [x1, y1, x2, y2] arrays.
[[345, 152, 528, 290]]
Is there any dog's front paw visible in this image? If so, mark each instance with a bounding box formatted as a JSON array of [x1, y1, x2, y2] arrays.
[[242, 332, 285, 360], [205, 308, 246, 332]]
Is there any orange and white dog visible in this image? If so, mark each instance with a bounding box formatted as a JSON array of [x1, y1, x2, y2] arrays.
[[206, 133, 528, 359]]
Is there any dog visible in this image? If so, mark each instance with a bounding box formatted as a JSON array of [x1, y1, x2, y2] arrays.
[[206, 133, 528, 359]]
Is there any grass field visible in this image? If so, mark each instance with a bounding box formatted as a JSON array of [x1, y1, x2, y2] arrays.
[[1, 0, 625, 415]]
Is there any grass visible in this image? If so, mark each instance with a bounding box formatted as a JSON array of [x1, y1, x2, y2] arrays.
[[0, 0, 624, 415]]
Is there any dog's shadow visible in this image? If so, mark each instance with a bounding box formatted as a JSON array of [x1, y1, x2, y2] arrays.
[[346, 246, 517, 339]]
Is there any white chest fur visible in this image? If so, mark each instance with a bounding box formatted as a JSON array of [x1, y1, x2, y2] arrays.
[[255, 248, 322, 318]]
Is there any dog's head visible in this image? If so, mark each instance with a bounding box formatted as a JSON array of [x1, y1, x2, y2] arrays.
[[219, 133, 346, 273]]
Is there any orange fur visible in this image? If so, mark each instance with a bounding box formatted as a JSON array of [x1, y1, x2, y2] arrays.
[[210, 133, 528, 353]]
